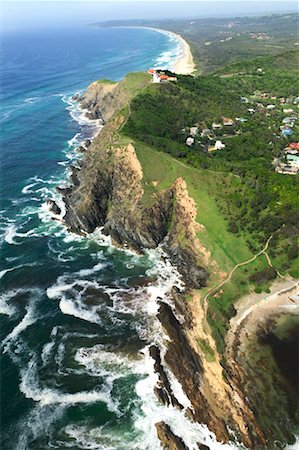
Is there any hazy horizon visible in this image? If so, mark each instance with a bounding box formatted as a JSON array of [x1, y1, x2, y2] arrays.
[[2, 1, 298, 33]]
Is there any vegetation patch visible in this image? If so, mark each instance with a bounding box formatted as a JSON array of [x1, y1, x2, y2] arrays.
[[197, 338, 216, 362]]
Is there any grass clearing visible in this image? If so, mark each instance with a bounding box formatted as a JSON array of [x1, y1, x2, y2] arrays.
[[132, 139, 254, 275], [197, 338, 216, 362]]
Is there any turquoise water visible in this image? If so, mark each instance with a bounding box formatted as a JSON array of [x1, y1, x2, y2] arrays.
[[1, 23, 234, 450], [0, 25, 194, 449], [3, 20, 296, 450]]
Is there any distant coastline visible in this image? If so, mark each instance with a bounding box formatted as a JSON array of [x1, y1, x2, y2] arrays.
[[135, 26, 196, 75], [107, 25, 196, 75]]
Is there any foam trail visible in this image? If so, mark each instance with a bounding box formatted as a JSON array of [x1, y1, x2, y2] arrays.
[[1, 288, 42, 351], [19, 357, 120, 414], [0, 289, 19, 317], [0, 262, 41, 280]]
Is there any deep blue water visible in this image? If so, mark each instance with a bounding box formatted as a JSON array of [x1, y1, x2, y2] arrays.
[[0, 25, 198, 450]]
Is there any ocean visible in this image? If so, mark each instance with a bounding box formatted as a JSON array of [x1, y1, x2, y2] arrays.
[[0, 21, 237, 450]]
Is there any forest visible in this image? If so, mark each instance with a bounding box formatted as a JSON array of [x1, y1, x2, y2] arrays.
[[124, 52, 299, 284]]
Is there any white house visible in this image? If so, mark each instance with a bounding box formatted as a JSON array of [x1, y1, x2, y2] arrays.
[[215, 140, 226, 150], [190, 127, 199, 136], [186, 137, 195, 146], [153, 73, 161, 84]]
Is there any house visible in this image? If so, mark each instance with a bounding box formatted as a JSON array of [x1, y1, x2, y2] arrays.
[[201, 128, 212, 137], [282, 128, 293, 137], [208, 140, 226, 152], [148, 68, 178, 84], [288, 142, 299, 150], [283, 117, 295, 125], [186, 137, 195, 146], [276, 164, 298, 175], [285, 149, 299, 155], [212, 122, 223, 130], [222, 117, 235, 126], [159, 74, 178, 82], [248, 108, 255, 114], [215, 140, 226, 150], [190, 126, 199, 136], [286, 154, 299, 168], [283, 108, 294, 114], [266, 104, 276, 110]]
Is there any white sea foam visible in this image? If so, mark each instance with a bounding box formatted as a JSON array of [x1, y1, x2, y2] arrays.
[[76, 261, 107, 277], [62, 424, 124, 450], [21, 182, 39, 194], [0, 262, 41, 280], [75, 344, 145, 379], [62, 93, 104, 142], [133, 348, 240, 450], [2, 288, 42, 352], [20, 356, 120, 414], [0, 289, 19, 317], [4, 223, 20, 244], [15, 403, 67, 450], [286, 438, 299, 449]]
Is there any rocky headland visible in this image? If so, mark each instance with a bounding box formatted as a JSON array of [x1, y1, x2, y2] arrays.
[[57, 74, 299, 450]]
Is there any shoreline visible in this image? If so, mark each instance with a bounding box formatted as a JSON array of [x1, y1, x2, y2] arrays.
[[108, 25, 196, 76]]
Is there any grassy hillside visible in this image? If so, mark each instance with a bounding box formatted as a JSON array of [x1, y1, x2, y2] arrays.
[[116, 53, 299, 351]]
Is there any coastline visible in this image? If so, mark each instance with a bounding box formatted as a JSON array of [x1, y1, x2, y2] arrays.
[[56, 71, 299, 448], [110, 25, 196, 75]]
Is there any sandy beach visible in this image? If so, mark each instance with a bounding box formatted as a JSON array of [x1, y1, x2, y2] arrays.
[[170, 31, 196, 75], [145, 27, 196, 75], [113, 26, 196, 75], [143, 27, 196, 75]]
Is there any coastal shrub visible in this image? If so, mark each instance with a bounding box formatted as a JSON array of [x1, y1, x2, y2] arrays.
[[249, 267, 277, 286], [197, 338, 216, 363]]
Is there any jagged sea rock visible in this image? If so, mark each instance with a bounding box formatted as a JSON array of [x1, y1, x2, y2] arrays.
[[155, 422, 188, 450], [46, 199, 61, 216]]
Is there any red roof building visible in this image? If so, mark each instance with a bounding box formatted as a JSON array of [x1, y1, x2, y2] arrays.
[[288, 142, 299, 150]]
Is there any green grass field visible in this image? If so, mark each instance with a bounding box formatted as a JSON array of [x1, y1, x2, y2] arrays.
[[125, 138, 277, 351]]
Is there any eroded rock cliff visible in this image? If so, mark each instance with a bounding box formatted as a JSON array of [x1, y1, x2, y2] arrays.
[[59, 75, 297, 450]]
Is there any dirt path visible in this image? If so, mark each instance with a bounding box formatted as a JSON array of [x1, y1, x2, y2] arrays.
[[203, 234, 275, 310]]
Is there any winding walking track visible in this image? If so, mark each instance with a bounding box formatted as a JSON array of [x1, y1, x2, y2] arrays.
[[203, 232, 280, 311]]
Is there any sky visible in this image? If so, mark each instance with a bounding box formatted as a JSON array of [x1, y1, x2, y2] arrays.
[[1, 1, 297, 33]]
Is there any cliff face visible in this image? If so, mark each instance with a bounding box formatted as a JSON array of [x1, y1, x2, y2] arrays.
[[59, 76, 296, 450], [77, 80, 125, 122], [62, 138, 208, 288]]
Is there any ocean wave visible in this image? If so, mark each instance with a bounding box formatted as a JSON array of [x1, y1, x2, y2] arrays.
[[0, 262, 42, 280], [152, 31, 181, 71], [0, 289, 20, 318], [1, 288, 43, 352], [62, 93, 103, 141], [14, 403, 68, 450], [134, 348, 239, 450], [75, 344, 146, 378], [62, 424, 125, 450], [20, 355, 120, 414], [47, 276, 108, 325]]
